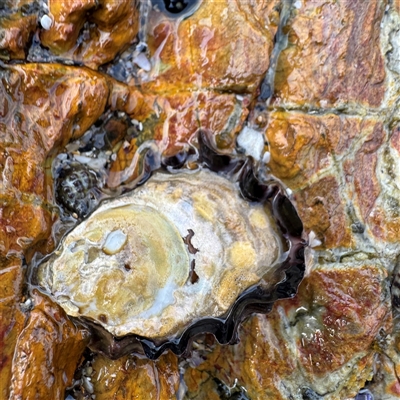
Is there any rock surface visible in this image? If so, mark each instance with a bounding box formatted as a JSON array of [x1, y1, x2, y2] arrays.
[[9, 291, 89, 399], [273, 0, 386, 109], [185, 264, 390, 399], [40, 0, 139, 69], [90, 351, 179, 400], [0, 62, 108, 399], [1, 0, 400, 399]]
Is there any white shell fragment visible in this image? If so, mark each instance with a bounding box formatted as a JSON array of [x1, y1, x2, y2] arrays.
[[237, 126, 265, 161], [262, 151, 271, 164], [38, 170, 282, 339], [40, 15, 53, 30]]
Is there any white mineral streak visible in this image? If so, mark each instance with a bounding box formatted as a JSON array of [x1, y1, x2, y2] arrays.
[[237, 126, 265, 161], [381, 7, 400, 110], [308, 230, 322, 248], [40, 14, 53, 30], [73, 154, 107, 170], [38, 170, 282, 339]]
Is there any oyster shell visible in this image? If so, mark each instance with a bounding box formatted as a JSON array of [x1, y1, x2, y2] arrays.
[[38, 169, 284, 340]]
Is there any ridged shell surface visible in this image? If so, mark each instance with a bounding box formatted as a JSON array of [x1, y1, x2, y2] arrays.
[[38, 169, 282, 339]]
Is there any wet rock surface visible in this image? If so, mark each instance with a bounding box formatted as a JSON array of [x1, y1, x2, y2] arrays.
[[1, 0, 400, 399], [184, 264, 390, 400], [0, 61, 109, 400], [9, 291, 89, 400], [88, 351, 179, 400], [0, 259, 26, 399], [273, 0, 386, 109], [39, 0, 139, 68], [0, 62, 109, 258]]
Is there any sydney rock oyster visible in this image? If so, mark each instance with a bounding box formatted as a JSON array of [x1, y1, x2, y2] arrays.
[[38, 169, 285, 340]]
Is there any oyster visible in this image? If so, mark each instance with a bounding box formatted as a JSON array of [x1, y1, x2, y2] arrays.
[[38, 169, 286, 341]]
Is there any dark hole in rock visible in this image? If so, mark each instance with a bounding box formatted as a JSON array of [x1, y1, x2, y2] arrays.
[[213, 377, 250, 400], [152, 0, 201, 18], [301, 387, 323, 400], [351, 221, 365, 234], [162, 149, 189, 169], [136, 147, 160, 186]]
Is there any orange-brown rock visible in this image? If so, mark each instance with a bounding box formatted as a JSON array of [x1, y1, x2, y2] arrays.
[[184, 318, 296, 400], [40, 0, 139, 69], [273, 0, 386, 109], [264, 111, 385, 248], [0, 63, 109, 399], [0, 194, 53, 262], [264, 112, 332, 187], [40, 0, 97, 53], [362, 312, 400, 397], [0, 1, 396, 399], [352, 123, 385, 219], [142, 0, 274, 94], [0, 259, 26, 400], [265, 112, 385, 188], [104, 0, 277, 188], [90, 351, 179, 400], [107, 90, 249, 187], [237, 0, 281, 39], [294, 175, 353, 249], [9, 291, 89, 400], [184, 264, 390, 399], [0, 13, 36, 60], [293, 265, 390, 376], [0, 63, 109, 258]]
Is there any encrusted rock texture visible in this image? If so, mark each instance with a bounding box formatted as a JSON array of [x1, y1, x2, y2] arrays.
[[1, 0, 400, 399]]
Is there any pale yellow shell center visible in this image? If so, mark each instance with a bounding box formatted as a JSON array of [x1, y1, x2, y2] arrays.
[[50, 205, 190, 324]]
